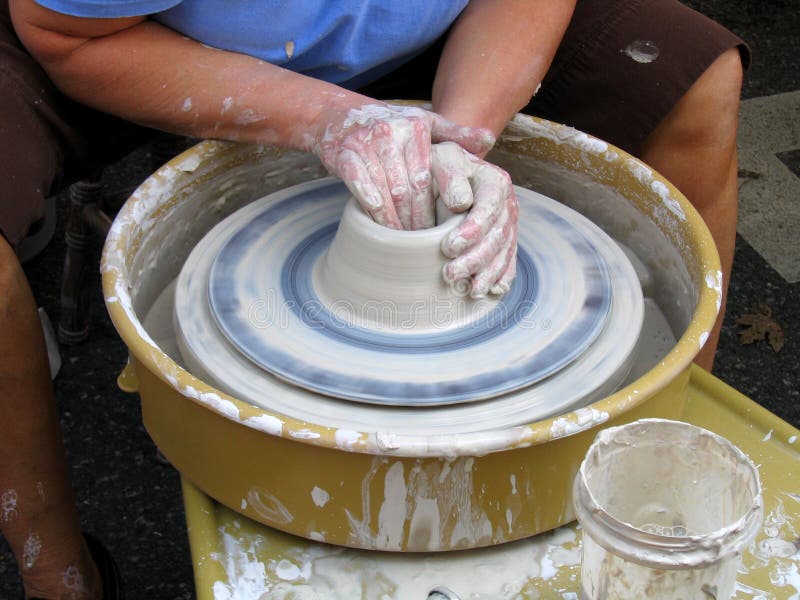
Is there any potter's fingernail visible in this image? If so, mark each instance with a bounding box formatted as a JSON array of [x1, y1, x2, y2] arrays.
[[363, 192, 383, 209], [352, 181, 382, 209], [449, 192, 471, 211], [446, 235, 469, 256], [443, 261, 471, 283], [445, 181, 472, 210], [390, 185, 409, 198]]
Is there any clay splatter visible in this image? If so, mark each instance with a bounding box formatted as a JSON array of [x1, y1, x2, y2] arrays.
[[311, 486, 330, 508], [23, 533, 42, 569], [62, 565, 86, 592], [1, 489, 18, 522], [221, 97, 234, 115], [622, 40, 660, 64], [247, 488, 294, 525]]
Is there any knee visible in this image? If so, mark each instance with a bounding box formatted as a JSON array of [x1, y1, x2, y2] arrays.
[[0, 235, 28, 312], [702, 48, 744, 116], [682, 48, 744, 145]]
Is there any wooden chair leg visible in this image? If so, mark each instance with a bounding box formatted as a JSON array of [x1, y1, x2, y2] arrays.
[[58, 175, 103, 344]]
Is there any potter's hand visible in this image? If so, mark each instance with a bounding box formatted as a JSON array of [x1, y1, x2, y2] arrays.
[[311, 104, 495, 230], [432, 142, 518, 298]]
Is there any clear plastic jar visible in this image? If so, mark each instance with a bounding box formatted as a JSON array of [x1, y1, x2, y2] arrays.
[[574, 419, 763, 599]]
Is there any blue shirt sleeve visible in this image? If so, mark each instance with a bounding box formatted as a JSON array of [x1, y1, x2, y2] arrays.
[[34, 0, 183, 18]]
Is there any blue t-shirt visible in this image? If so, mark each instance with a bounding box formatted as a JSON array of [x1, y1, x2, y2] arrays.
[[34, 0, 469, 88]]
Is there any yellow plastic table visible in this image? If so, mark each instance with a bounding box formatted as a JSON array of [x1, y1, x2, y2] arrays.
[[183, 366, 800, 599]]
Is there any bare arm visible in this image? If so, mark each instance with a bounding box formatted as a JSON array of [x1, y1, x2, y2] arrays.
[[10, 0, 494, 229], [9, 0, 373, 148], [10, 0, 517, 294], [433, 0, 577, 136]]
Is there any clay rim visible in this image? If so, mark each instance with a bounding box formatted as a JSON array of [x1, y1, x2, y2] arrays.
[[101, 115, 722, 457]]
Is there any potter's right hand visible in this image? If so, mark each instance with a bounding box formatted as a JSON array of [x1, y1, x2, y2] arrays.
[[432, 142, 518, 298], [311, 103, 495, 230]]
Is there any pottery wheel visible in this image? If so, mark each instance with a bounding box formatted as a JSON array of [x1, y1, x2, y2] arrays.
[[175, 178, 644, 433]]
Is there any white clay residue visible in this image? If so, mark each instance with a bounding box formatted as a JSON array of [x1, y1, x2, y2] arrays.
[[500, 118, 608, 155], [627, 159, 687, 222], [549, 407, 609, 440], [23, 532, 42, 569], [699, 330, 710, 349], [308, 531, 325, 542], [289, 429, 320, 440], [1, 489, 18, 522], [182, 385, 240, 421], [211, 521, 580, 599], [340, 104, 396, 129], [344, 456, 499, 551], [376, 462, 406, 550], [705, 269, 724, 314], [742, 494, 800, 599], [622, 40, 660, 64], [212, 531, 270, 600], [175, 152, 202, 173], [762, 429, 773, 442], [275, 558, 302, 581], [651, 180, 686, 221], [334, 429, 362, 451], [181, 97, 193, 112], [310, 486, 330, 508], [284, 40, 295, 59], [247, 488, 293, 525], [221, 97, 234, 115], [244, 414, 283, 437], [62, 565, 86, 592], [234, 109, 266, 125]]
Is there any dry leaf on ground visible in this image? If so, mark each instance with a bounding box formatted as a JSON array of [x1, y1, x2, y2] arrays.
[[735, 303, 784, 352]]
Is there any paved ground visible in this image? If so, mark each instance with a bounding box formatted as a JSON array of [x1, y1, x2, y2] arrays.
[[2, 2, 799, 598]]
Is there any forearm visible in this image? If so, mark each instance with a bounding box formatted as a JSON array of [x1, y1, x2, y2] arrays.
[[10, 1, 375, 149], [433, 0, 576, 137]]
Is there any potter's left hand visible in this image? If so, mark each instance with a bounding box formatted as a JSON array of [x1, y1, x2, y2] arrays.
[[432, 142, 518, 298], [311, 103, 495, 230]]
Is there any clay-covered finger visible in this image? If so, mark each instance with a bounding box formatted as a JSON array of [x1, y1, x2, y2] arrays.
[[409, 180, 435, 229], [442, 207, 509, 283], [404, 121, 435, 229], [487, 189, 519, 295], [431, 143, 475, 220], [442, 164, 509, 257], [490, 245, 518, 295], [429, 113, 496, 156], [377, 139, 413, 229], [469, 221, 516, 298], [337, 148, 401, 228]]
